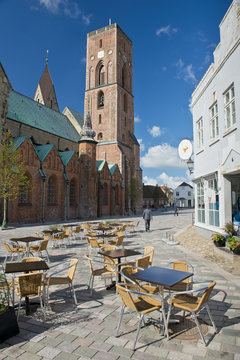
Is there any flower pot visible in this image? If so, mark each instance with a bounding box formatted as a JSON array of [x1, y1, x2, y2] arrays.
[[214, 240, 226, 247], [0, 307, 19, 343], [233, 247, 240, 255]]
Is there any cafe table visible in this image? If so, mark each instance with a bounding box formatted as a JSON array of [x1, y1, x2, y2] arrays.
[[99, 248, 141, 283], [10, 236, 43, 257], [130, 266, 193, 338], [5, 261, 49, 315]]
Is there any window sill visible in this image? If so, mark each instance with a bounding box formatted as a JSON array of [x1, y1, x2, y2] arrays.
[[223, 125, 237, 137], [209, 138, 220, 147]]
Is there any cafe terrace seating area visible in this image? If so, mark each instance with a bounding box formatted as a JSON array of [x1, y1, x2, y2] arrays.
[[0, 214, 239, 356]]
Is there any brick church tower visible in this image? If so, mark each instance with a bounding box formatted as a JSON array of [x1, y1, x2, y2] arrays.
[[84, 23, 142, 212]]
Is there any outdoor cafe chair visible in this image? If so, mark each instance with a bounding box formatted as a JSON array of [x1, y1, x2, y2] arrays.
[[29, 240, 50, 262], [108, 235, 124, 248], [22, 257, 42, 273], [3, 241, 25, 263], [86, 237, 103, 255], [116, 283, 163, 350], [121, 266, 158, 294], [16, 272, 45, 320], [167, 281, 217, 346], [165, 261, 194, 292], [144, 246, 154, 266], [44, 258, 79, 306], [85, 254, 116, 295]]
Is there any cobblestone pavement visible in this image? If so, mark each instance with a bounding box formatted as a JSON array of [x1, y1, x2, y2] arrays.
[[0, 209, 240, 360]]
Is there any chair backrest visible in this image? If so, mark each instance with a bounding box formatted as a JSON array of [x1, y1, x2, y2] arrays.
[[85, 254, 94, 274], [116, 284, 138, 312], [121, 266, 138, 290], [104, 256, 116, 272], [64, 227, 71, 236], [144, 246, 154, 266], [136, 255, 150, 269], [116, 231, 123, 237], [197, 281, 216, 310], [115, 236, 124, 247], [100, 244, 116, 251], [17, 273, 43, 297], [88, 238, 102, 248], [3, 241, 18, 253], [22, 257, 42, 262], [68, 258, 78, 281], [38, 240, 48, 251], [171, 261, 194, 283], [74, 226, 81, 233]]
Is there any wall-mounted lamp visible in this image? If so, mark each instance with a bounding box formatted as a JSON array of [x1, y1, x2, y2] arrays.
[[187, 157, 194, 175]]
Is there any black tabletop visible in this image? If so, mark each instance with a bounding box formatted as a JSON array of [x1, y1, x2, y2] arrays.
[[131, 266, 193, 287], [10, 236, 42, 244], [99, 248, 141, 259], [5, 261, 49, 274]]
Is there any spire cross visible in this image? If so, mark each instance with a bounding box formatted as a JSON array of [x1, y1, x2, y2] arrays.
[[46, 50, 49, 64]]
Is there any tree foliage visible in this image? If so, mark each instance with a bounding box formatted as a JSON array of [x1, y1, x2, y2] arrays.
[[0, 131, 29, 228], [129, 175, 142, 210]]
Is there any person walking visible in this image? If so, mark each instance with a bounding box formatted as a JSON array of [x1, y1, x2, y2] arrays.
[[143, 205, 152, 232], [174, 206, 179, 216]]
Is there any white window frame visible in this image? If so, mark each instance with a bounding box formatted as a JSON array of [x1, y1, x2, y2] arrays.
[[197, 181, 205, 223], [196, 117, 203, 150], [224, 84, 236, 130], [209, 102, 219, 140], [207, 177, 219, 227]]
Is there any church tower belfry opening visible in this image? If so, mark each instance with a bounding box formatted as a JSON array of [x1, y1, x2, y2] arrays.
[[84, 23, 142, 212]]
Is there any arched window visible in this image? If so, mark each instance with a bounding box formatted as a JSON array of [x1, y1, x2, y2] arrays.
[[103, 183, 108, 205], [47, 176, 56, 205], [70, 179, 76, 205], [99, 65, 105, 85], [97, 132, 103, 140], [98, 91, 104, 108], [18, 174, 31, 205], [115, 184, 119, 205], [123, 93, 127, 112]]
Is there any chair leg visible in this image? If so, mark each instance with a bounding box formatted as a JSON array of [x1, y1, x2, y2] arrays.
[[90, 277, 94, 296], [71, 283, 77, 305], [133, 313, 144, 351], [206, 304, 217, 333], [116, 305, 125, 337], [40, 296, 46, 320], [45, 250, 50, 263], [17, 298, 22, 320], [191, 311, 207, 346]]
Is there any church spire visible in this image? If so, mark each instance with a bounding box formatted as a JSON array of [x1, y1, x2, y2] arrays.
[[79, 105, 96, 142], [33, 53, 59, 112]]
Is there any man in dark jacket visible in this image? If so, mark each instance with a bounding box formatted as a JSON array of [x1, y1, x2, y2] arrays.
[[143, 205, 152, 232]]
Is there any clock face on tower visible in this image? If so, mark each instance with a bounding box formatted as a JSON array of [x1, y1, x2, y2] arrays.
[[178, 139, 193, 160]]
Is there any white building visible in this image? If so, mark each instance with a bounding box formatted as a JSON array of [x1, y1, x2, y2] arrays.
[[191, 0, 240, 237], [173, 182, 194, 208]]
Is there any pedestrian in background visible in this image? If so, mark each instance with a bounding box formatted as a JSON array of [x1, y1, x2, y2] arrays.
[[174, 206, 179, 216], [143, 205, 152, 232]]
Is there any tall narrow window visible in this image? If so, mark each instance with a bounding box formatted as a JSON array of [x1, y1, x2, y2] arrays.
[[122, 66, 125, 88], [18, 174, 31, 204], [197, 182, 205, 223], [208, 178, 219, 227], [115, 185, 119, 205], [98, 91, 104, 108], [99, 114, 102, 124], [196, 117, 203, 150], [48, 176, 56, 205], [99, 39, 102, 48], [107, 61, 112, 83], [70, 179, 76, 205], [123, 94, 127, 112], [224, 84, 236, 130], [99, 65, 105, 85], [103, 183, 108, 205], [209, 102, 219, 140]]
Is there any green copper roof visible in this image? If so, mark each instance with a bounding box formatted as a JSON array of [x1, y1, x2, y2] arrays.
[[12, 136, 29, 149], [7, 91, 80, 142], [34, 144, 54, 162], [59, 151, 76, 166], [108, 163, 117, 176], [96, 160, 106, 173], [67, 107, 84, 127]]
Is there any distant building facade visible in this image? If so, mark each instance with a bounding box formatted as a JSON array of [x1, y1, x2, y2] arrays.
[[0, 23, 141, 225], [173, 182, 194, 208], [191, 0, 240, 236], [142, 185, 167, 208]]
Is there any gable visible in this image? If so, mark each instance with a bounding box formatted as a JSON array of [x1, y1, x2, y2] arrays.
[[221, 149, 240, 174]]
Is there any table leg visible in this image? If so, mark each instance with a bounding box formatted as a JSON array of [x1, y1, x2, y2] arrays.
[[159, 285, 169, 340], [117, 257, 121, 283]]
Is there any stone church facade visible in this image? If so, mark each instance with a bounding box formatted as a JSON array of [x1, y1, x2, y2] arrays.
[[0, 23, 142, 225]]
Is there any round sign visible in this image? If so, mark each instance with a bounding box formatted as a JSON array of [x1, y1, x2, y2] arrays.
[[178, 139, 193, 160]]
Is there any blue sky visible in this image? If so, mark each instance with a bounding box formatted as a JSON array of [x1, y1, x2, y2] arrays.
[[0, 0, 232, 189]]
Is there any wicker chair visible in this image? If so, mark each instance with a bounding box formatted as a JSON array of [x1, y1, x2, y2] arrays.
[[116, 283, 162, 350], [3, 241, 25, 263], [16, 272, 45, 319], [44, 258, 79, 305], [167, 281, 217, 346], [165, 261, 194, 292], [121, 266, 158, 294], [29, 240, 50, 262]]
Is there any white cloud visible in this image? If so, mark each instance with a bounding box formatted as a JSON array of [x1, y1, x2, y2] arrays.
[[156, 25, 178, 37], [176, 58, 197, 84], [157, 172, 187, 189], [134, 115, 141, 123], [137, 139, 145, 152], [162, 66, 167, 72], [38, 0, 92, 24], [143, 176, 157, 186], [147, 126, 162, 138], [141, 143, 186, 169]]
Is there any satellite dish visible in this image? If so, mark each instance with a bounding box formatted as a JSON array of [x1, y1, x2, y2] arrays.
[[178, 139, 193, 160]]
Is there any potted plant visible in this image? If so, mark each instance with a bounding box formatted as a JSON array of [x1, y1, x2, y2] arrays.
[[211, 233, 226, 247], [0, 274, 19, 343], [227, 236, 240, 255], [224, 222, 236, 237]]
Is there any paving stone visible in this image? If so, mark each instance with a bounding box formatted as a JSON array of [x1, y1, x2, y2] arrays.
[[53, 351, 80, 360], [206, 349, 234, 359], [17, 353, 42, 360], [72, 337, 94, 347], [92, 351, 118, 360], [57, 341, 79, 353], [56, 334, 78, 343], [37, 346, 62, 359], [19, 341, 44, 354], [1, 347, 25, 358], [38, 336, 63, 347], [105, 336, 128, 347], [109, 345, 134, 358], [86, 333, 108, 342], [89, 341, 112, 352], [73, 346, 97, 358], [222, 344, 240, 354]]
